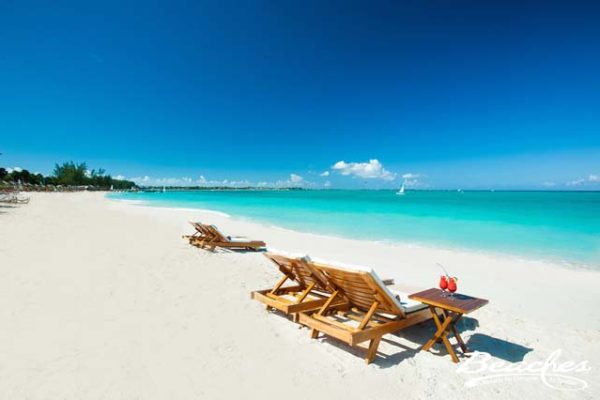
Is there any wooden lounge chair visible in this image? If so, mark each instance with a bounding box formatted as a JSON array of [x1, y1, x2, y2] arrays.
[[298, 259, 432, 364], [186, 224, 266, 251], [251, 252, 349, 317], [182, 222, 214, 246]]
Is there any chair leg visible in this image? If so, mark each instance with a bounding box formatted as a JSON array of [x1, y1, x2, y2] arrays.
[[365, 337, 381, 364], [310, 328, 319, 339]]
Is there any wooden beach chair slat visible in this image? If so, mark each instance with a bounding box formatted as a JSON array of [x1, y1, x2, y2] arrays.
[[182, 222, 216, 248], [297, 259, 431, 364], [251, 252, 348, 316]]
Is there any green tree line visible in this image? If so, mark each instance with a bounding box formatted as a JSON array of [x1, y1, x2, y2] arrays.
[[0, 162, 136, 190]]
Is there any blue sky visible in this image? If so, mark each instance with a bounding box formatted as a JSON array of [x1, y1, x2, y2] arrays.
[[1, 0, 599, 189]]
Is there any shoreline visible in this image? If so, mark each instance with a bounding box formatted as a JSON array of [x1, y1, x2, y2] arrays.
[[106, 193, 600, 330], [107, 194, 599, 272]]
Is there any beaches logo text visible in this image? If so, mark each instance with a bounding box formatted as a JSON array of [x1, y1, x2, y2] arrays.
[[457, 349, 591, 391]]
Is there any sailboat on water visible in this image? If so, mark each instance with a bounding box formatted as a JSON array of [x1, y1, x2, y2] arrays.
[[396, 182, 405, 196]]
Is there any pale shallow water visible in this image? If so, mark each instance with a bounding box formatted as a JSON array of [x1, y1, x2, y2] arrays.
[[108, 190, 600, 267]]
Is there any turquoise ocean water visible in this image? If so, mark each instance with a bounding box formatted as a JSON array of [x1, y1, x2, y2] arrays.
[[108, 190, 600, 267]]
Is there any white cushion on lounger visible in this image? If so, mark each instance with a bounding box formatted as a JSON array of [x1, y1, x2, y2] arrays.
[[266, 248, 308, 259], [369, 269, 421, 314], [227, 236, 251, 242], [211, 225, 232, 240], [305, 256, 372, 272], [306, 256, 425, 314], [207, 224, 254, 242], [387, 288, 429, 313]]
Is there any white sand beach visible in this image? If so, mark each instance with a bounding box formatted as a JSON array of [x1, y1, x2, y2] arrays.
[[0, 192, 597, 399]]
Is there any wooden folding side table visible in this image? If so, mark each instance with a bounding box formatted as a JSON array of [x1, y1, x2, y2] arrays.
[[409, 288, 488, 363]]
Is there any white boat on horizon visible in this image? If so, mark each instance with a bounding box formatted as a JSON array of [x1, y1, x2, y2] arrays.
[[396, 183, 405, 196]]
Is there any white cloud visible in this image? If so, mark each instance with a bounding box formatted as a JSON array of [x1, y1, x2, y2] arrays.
[[542, 181, 556, 187], [129, 174, 259, 187], [290, 174, 303, 184], [114, 175, 126, 180], [126, 172, 316, 188], [331, 159, 396, 181], [567, 179, 585, 186], [400, 172, 422, 187], [273, 174, 307, 188], [229, 179, 251, 186], [7, 167, 22, 173], [566, 174, 600, 186], [402, 172, 419, 179], [323, 181, 331, 187], [131, 176, 194, 186], [319, 171, 330, 177]]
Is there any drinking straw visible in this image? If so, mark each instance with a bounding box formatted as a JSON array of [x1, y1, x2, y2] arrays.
[[436, 262, 449, 276]]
